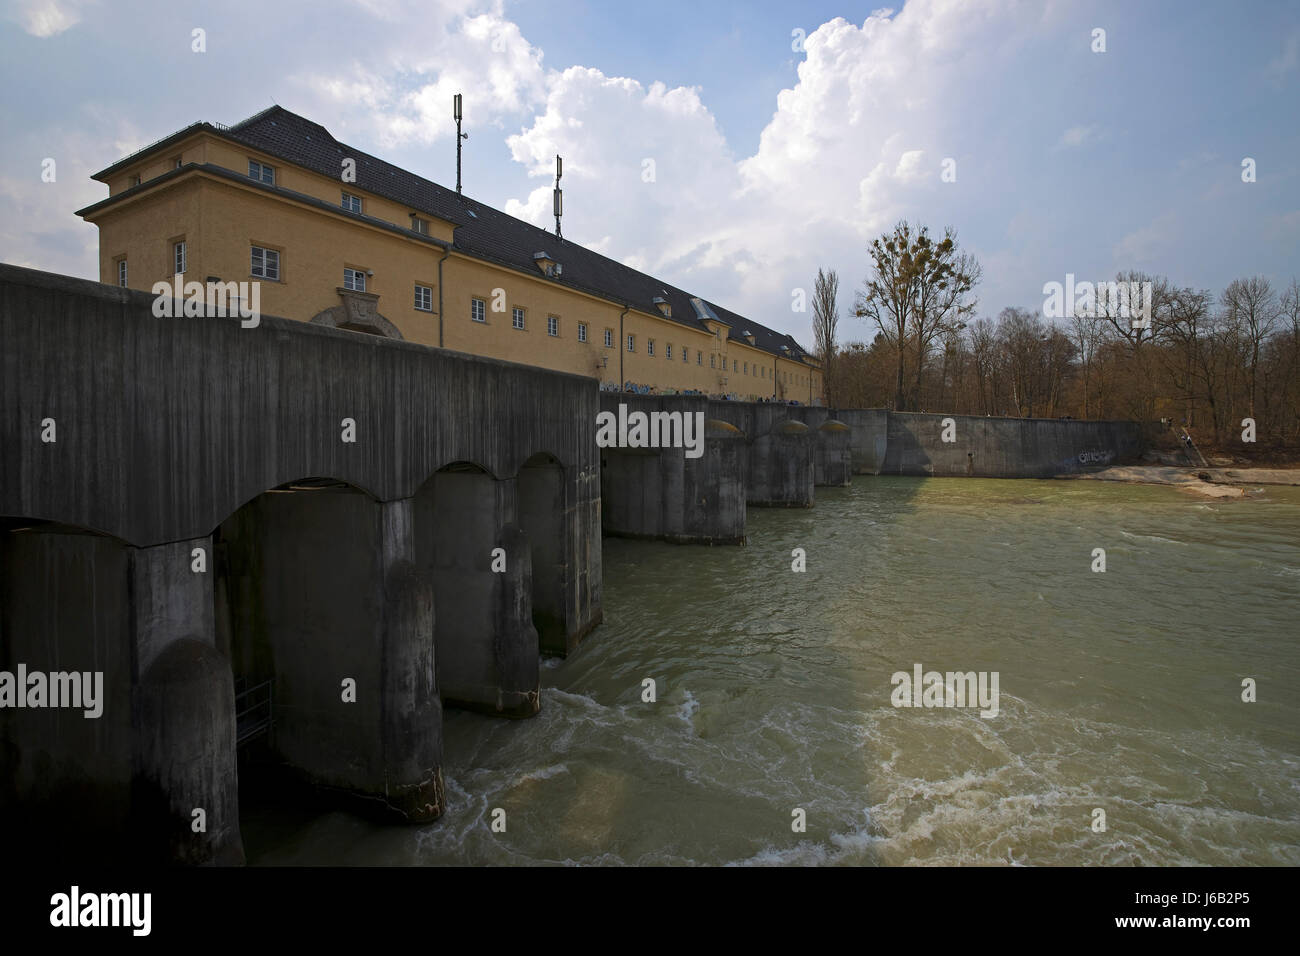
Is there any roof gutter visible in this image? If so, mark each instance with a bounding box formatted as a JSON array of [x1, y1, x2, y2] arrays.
[[619, 305, 630, 387]]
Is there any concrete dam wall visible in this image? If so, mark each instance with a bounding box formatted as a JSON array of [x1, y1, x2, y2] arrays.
[[1, 263, 1152, 865], [879, 411, 1146, 479], [0, 263, 603, 864]]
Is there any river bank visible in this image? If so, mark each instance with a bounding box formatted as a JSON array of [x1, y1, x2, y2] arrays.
[[1063, 465, 1300, 498]]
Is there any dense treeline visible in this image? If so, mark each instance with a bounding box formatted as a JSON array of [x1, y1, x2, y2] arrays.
[[815, 222, 1300, 453]]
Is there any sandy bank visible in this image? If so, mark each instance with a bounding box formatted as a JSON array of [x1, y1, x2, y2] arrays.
[[1060, 465, 1300, 498]]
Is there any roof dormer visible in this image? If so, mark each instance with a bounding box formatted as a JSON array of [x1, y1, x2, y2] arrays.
[[690, 297, 730, 338], [652, 293, 671, 318], [533, 251, 562, 278]]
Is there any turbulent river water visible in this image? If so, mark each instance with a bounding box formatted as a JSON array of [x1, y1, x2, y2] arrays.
[[246, 476, 1300, 866]]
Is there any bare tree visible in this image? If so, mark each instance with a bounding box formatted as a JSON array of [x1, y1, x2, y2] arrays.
[[855, 221, 919, 410], [969, 317, 1000, 415], [1221, 276, 1280, 420], [1068, 309, 1105, 419], [910, 231, 981, 409], [855, 221, 980, 411], [1281, 279, 1300, 441], [812, 267, 840, 406]]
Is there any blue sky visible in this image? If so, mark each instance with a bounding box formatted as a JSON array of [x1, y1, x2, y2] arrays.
[[2, 0, 1297, 346]]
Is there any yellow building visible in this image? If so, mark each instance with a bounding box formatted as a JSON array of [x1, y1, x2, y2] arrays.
[[76, 106, 823, 403]]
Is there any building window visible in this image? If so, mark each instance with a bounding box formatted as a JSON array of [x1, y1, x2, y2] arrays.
[[744, 362, 748, 374], [415, 284, 433, 312], [697, 351, 702, 365], [341, 192, 362, 213], [604, 328, 613, 348], [512, 307, 525, 330], [128, 174, 141, 187], [173, 241, 186, 275], [250, 245, 279, 280], [173, 157, 183, 169], [117, 258, 127, 287], [647, 339, 655, 357], [471, 298, 486, 322], [248, 160, 275, 185], [710, 355, 715, 368], [547, 315, 559, 337], [683, 348, 689, 363], [578, 323, 588, 343], [666, 344, 673, 360], [344, 268, 367, 292], [626, 334, 635, 352], [411, 216, 429, 235]]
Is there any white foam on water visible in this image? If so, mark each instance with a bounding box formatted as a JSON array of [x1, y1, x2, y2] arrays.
[[514, 763, 570, 784], [676, 688, 699, 726], [1120, 529, 1188, 546]]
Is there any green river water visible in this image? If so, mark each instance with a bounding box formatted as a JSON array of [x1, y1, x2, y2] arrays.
[[246, 476, 1300, 866]]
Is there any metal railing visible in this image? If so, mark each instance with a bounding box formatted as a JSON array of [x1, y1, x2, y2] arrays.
[[234, 677, 274, 747]]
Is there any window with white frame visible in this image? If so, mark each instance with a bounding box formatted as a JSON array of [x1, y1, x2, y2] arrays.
[[512, 307, 525, 330], [248, 160, 275, 184], [697, 351, 702, 365], [341, 192, 362, 213], [547, 315, 559, 336], [604, 328, 613, 348], [578, 323, 588, 342], [471, 298, 486, 322], [173, 241, 186, 275], [647, 339, 655, 356], [415, 284, 433, 312], [626, 334, 635, 352], [666, 344, 672, 360], [117, 259, 127, 287], [250, 245, 279, 280], [344, 268, 367, 292]]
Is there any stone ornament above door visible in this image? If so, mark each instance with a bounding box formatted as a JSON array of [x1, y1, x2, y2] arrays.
[[310, 287, 403, 339]]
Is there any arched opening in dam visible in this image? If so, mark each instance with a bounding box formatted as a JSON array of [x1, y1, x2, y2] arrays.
[[214, 477, 441, 853]]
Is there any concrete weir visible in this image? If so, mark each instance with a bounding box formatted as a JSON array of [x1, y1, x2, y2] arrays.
[[0, 264, 1151, 864], [598, 394, 747, 545], [0, 264, 602, 863], [880, 412, 1146, 478]]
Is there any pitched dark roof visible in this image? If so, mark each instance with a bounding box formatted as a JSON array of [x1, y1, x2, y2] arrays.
[[97, 104, 816, 362], [224, 106, 469, 228]]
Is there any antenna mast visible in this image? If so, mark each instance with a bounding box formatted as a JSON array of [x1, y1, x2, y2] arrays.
[[554, 154, 563, 240], [454, 93, 468, 194]]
